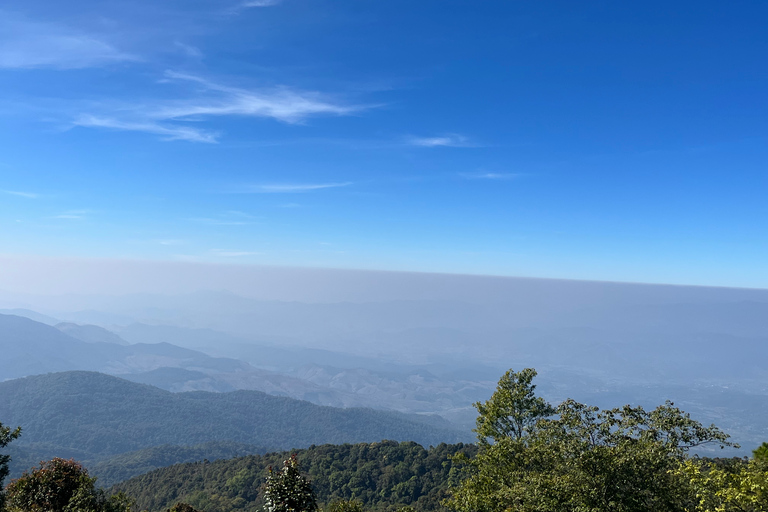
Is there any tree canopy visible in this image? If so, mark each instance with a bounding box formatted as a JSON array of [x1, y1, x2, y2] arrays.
[[264, 454, 318, 512], [0, 421, 21, 511], [473, 368, 554, 444], [753, 442, 768, 462], [4, 458, 132, 512], [447, 368, 736, 512]]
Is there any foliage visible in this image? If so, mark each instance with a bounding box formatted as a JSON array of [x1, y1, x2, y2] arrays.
[[264, 454, 317, 512], [325, 499, 365, 512], [166, 503, 203, 512], [675, 458, 768, 511], [112, 441, 476, 512], [753, 442, 768, 462], [0, 371, 465, 468], [5, 458, 133, 512], [447, 368, 734, 512], [0, 421, 21, 511], [90, 441, 266, 487], [473, 368, 554, 444]]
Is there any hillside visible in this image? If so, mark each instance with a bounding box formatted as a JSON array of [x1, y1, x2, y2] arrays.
[[89, 441, 266, 487], [0, 372, 469, 473], [112, 441, 477, 512]]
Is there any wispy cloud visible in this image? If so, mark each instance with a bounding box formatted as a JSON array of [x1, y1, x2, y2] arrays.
[[74, 115, 218, 143], [74, 71, 363, 142], [0, 15, 136, 70], [240, 0, 283, 7], [227, 0, 283, 14], [459, 172, 521, 180], [189, 218, 252, 226], [407, 134, 473, 147], [160, 71, 358, 123], [211, 249, 263, 257], [237, 182, 352, 193], [3, 190, 39, 199], [174, 41, 203, 58], [54, 209, 90, 219]]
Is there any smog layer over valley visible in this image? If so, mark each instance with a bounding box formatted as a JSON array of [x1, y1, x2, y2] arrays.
[[1, 1, 768, 511]]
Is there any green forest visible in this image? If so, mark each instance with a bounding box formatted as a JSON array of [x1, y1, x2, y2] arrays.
[[2, 368, 768, 512]]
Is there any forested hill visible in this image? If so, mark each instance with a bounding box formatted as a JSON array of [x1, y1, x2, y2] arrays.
[[0, 372, 468, 469], [112, 441, 477, 512]]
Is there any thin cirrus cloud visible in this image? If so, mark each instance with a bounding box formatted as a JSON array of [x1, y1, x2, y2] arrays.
[[236, 182, 353, 193], [407, 134, 473, 147], [459, 172, 521, 180], [0, 15, 136, 70], [240, 0, 283, 7], [73, 71, 363, 143], [54, 210, 90, 219], [227, 0, 283, 14], [3, 190, 39, 199], [74, 115, 219, 144]]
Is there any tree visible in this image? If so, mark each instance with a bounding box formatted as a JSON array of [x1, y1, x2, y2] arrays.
[[447, 368, 734, 512], [166, 504, 203, 512], [675, 458, 768, 511], [325, 499, 365, 512], [753, 442, 768, 462], [264, 454, 318, 512], [5, 458, 133, 512], [0, 421, 21, 511], [473, 368, 554, 444]]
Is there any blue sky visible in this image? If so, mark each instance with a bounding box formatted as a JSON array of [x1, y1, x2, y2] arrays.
[[1, 0, 767, 287]]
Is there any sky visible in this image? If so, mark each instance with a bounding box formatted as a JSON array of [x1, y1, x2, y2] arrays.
[[1, 0, 767, 288]]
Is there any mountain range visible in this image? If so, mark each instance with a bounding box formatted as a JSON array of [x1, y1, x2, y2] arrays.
[[0, 371, 468, 480]]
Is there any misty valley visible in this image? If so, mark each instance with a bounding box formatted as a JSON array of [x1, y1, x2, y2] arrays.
[[1, 276, 768, 511]]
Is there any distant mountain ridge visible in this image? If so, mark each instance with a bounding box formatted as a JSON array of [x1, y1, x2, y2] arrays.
[[56, 322, 130, 345], [0, 371, 470, 479], [0, 313, 495, 423]]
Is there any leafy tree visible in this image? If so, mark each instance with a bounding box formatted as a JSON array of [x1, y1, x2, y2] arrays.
[[447, 368, 734, 512], [675, 458, 768, 511], [753, 442, 768, 462], [324, 499, 365, 512], [166, 504, 203, 512], [264, 454, 317, 512], [473, 368, 554, 444], [0, 421, 21, 511], [5, 458, 132, 512]]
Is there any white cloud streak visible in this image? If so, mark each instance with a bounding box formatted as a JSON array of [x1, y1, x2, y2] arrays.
[[74, 115, 218, 143], [227, 0, 283, 14], [460, 172, 521, 180], [74, 71, 362, 143], [0, 16, 136, 70], [237, 182, 353, 193], [174, 42, 203, 58], [241, 0, 282, 7], [408, 134, 472, 147], [160, 71, 358, 123], [3, 190, 39, 199], [54, 209, 90, 219]]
